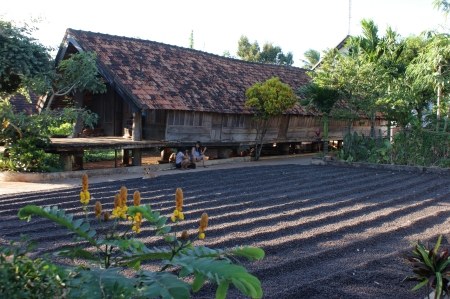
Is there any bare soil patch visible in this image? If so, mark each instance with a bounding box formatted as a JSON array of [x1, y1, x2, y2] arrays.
[[81, 155, 161, 170], [1, 164, 449, 298]]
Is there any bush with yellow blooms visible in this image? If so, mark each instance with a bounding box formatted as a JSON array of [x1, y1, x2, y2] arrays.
[[18, 174, 265, 299]]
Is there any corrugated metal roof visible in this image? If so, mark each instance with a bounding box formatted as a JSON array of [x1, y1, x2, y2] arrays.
[[66, 29, 311, 115]]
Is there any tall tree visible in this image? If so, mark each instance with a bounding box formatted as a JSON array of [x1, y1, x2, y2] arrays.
[[296, 83, 340, 155], [222, 50, 236, 59], [237, 35, 260, 62], [0, 17, 106, 171], [407, 31, 450, 131], [347, 19, 385, 137], [0, 19, 53, 95], [245, 77, 296, 160], [434, 0, 450, 18], [44, 51, 107, 109], [236, 36, 294, 65], [300, 49, 321, 69]]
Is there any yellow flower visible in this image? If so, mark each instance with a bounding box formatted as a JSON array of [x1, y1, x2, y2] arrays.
[[173, 209, 179, 217], [198, 212, 208, 233], [81, 174, 89, 191], [198, 232, 205, 240], [80, 191, 90, 205], [80, 191, 85, 202], [175, 188, 183, 211], [178, 212, 184, 220], [94, 201, 102, 218], [128, 216, 133, 221], [131, 212, 142, 234], [171, 215, 176, 222], [133, 191, 141, 206], [111, 205, 128, 219], [2, 120, 9, 128], [134, 213, 142, 223]]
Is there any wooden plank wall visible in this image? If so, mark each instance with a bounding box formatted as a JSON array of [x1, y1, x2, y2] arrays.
[[165, 111, 387, 144]]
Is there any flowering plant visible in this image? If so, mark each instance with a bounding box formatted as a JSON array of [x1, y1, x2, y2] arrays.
[[17, 174, 264, 299]]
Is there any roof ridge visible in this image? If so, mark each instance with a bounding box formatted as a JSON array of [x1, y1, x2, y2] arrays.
[[67, 28, 305, 70]]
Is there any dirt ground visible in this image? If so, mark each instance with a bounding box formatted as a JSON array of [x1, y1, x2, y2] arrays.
[[80, 151, 162, 170], [81, 155, 161, 170], [1, 164, 450, 298]]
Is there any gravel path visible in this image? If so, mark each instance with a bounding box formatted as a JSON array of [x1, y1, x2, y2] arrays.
[[1, 164, 450, 299]]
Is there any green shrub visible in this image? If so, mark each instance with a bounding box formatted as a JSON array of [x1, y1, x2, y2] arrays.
[[0, 137, 61, 172], [0, 235, 70, 299], [84, 149, 122, 162], [48, 123, 74, 136]]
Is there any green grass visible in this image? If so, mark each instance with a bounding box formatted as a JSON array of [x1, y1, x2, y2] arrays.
[[83, 149, 122, 162]]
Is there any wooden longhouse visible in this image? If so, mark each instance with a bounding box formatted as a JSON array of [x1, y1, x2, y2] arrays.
[[43, 29, 385, 170]]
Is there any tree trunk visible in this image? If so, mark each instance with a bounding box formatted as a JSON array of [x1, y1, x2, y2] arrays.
[[436, 64, 442, 132], [370, 112, 375, 138], [72, 90, 83, 138], [323, 139, 328, 156], [254, 119, 268, 161], [323, 114, 329, 156], [387, 120, 391, 141]]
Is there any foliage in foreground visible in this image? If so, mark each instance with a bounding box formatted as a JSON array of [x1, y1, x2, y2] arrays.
[[0, 236, 70, 298], [15, 174, 264, 298], [404, 235, 450, 299]]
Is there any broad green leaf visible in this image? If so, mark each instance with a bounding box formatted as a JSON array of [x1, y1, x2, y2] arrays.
[[230, 247, 265, 260], [436, 272, 443, 299], [157, 216, 167, 227], [133, 261, 141, 271], [179, 267, 191, 277], [412, 278, 428, 291], [57, 209, 65, 218], [79, 222, 90, 232], [72, 218, 83, 229], [434, 235, 442, 255], [216, 279, 230, 299], [87, 229, 96, 238], [231, 277, 248, 295], [158, 226, 171, 235], [192, 272, 207, 292]]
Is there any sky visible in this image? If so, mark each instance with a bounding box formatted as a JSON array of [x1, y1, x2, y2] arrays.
[[2, 0, 448, 67]]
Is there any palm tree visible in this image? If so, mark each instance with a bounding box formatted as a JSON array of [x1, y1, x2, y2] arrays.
[[296, 83, 340, 155], [300, 49, 321, 69], [348, 19, 383, 137]]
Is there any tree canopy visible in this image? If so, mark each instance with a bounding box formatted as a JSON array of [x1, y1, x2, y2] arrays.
[[0, 19, 53, 94], [245, 77, 296, 160], [300, 49, 321, 69], [236, 35, 294, 66]]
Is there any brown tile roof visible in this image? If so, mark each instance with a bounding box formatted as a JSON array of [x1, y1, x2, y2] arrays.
[[8, 92, 40, 115], [64, 29, 311, 115]]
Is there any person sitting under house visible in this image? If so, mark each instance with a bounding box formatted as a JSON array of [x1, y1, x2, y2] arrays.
[[191, 141, 207, 167], [176, 147, 191, 170]]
